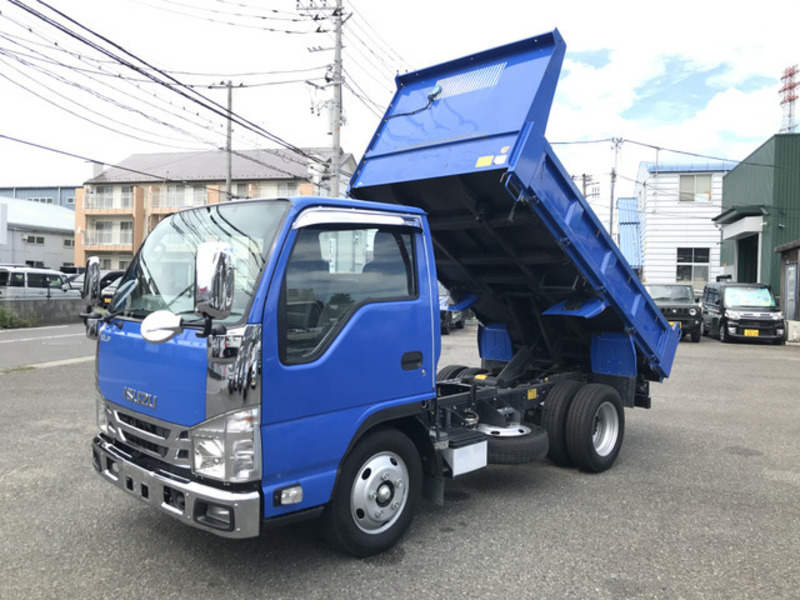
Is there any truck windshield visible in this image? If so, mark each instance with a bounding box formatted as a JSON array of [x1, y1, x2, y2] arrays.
[[723, 286, 776, 308], [109, 200, 288, 323], [645, 284, 694, 302]]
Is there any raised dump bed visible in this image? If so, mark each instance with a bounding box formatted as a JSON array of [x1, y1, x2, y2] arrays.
[[349, 29, 679, 382]]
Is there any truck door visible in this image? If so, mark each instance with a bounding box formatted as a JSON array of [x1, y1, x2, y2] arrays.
[[259, 212, 436, 515]]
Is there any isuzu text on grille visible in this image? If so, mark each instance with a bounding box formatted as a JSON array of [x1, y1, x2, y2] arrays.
[[123, 387, 156, 410]]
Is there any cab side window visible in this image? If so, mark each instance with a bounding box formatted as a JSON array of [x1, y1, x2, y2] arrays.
[[279, 225, 417, 364]]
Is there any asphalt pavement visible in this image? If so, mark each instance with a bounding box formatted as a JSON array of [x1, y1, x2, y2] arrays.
[[1, 323, 799, 599]]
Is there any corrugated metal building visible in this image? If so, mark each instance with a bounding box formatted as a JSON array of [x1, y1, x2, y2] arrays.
[[617, 196, 642, 278], [635, 161, 736, 288], [0, 196, 76, 269], [715, 133, 800, 319]]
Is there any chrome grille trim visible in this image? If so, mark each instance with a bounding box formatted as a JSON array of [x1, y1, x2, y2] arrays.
[[106, 401, 191, 468]]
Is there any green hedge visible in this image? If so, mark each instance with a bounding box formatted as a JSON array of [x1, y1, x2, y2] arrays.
[[0, 306, 37, 329]]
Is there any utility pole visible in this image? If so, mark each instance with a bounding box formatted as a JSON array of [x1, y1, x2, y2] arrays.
[[609, 137, 622, 243], [329, 0, 343, 197], [226, 80, 233, 201]]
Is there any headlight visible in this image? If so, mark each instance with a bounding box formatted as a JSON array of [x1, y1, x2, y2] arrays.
[[190, 407, 261, 483], [726, 310, 741, 320], [96, 389, 109, 435], [771, 312, 785, 321], [689, 308, 697, 316]]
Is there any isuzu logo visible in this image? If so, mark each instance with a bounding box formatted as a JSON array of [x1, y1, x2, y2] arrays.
[[123, 387, 157, 410]]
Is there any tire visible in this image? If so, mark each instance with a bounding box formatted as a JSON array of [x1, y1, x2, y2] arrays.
[[479, 423, 549, 465], [540, 380, 584, 467], [322, 428, 421, 557], [719, 319, 730, 343], [458, 367, 487, 380], [441, 314, 451, 335], [701, 320, 708, 337], [690, 328, 701, 343], [565, 383, 624, 473], [436, 364, 468, 381], [455, 315, 466, 329]]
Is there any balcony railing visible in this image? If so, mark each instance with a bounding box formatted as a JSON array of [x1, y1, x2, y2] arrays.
[[150, 194, 206, 210], [85, 196, 133, 210], [84, 232, 133, 246]]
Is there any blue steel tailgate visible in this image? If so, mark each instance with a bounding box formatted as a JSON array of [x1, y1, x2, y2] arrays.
[[349, 30, 679, 380]]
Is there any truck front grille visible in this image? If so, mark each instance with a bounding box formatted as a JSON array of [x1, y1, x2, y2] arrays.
[[106, 402, 191, 469]]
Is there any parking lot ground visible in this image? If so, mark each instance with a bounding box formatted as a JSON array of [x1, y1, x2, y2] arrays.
[[1, 324, 799, 599]]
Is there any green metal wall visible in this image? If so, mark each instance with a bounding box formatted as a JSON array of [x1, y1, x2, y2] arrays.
[[722, 134, 800, 292]]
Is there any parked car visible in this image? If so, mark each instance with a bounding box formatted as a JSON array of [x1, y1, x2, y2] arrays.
[[70, 270, 124, 295], [438, 282, 466, 335], [645, 283, 702, 343], [0, 266, 82, 300], [100, 276, 121, 307], [701, 281, 785, 344]]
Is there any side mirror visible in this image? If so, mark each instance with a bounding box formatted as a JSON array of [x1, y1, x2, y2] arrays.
[[195, 241, 234, 320], [83, 257, 101, 305]]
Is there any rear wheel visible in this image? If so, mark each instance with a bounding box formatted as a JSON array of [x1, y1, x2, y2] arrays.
[[540, 380, 584, 467], [436, 364, 468, 381], [323, 429, 421, 557], [565, 383, 624, 473]]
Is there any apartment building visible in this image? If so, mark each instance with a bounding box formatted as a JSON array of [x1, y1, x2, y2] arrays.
[[75, 148, 355, 270]]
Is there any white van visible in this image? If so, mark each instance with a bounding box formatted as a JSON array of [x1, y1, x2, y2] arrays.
[[0, 266, 83, 300]]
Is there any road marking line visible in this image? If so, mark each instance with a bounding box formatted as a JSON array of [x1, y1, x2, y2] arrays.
[[0, 324, 70, 334], [0, 333, 85, 344], [1, 355, 94, 374]]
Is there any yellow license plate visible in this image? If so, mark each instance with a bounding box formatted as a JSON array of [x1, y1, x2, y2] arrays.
[[669, 321, 681, 329], [744, 329, 759, 337]]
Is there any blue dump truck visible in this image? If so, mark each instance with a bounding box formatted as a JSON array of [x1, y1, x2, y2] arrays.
[[84, 30, 680, 557]]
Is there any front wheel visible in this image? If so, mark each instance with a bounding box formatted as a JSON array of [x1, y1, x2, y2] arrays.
[[719, 319, 730, 343], [565, 383, 624, 473], [690, 327, 701, 343], [322, 428, 421, 557]]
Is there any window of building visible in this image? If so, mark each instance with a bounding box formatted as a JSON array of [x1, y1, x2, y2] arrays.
[[193, 185, 206, 206], [677, 247, 709, 287], [23, 234, 45, 245], [679, 174, 712, 202], [120, 186, 133, 208], [100, 258, 112, 270], [277, 182, 298, 197], [93, 221, 113, 244], [66, 197, 75, 204], [279, 226, 416, 364], [119, 260, 129, 270], [120, 221, 133, 244], [64, 238, 75, 248], [28, 197, 54, 204]]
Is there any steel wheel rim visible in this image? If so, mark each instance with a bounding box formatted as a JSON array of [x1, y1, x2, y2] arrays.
[[476, 422, 532, 438], [592, 401, 619, 457], [350, 451, 409, 535]]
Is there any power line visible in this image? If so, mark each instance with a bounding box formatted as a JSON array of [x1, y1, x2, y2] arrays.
[[8, 0, 325, 166]]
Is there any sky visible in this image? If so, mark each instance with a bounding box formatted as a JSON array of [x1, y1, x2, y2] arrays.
[[0, 0, 798, 229]]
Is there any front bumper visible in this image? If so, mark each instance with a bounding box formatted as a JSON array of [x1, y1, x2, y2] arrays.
[[666, 317, 701, 333], [726, 321, 785, 342], [92, 435, 262, 539]]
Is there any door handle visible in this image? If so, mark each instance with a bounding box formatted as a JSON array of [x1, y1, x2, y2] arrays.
[[401, 351, 423, 371]]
